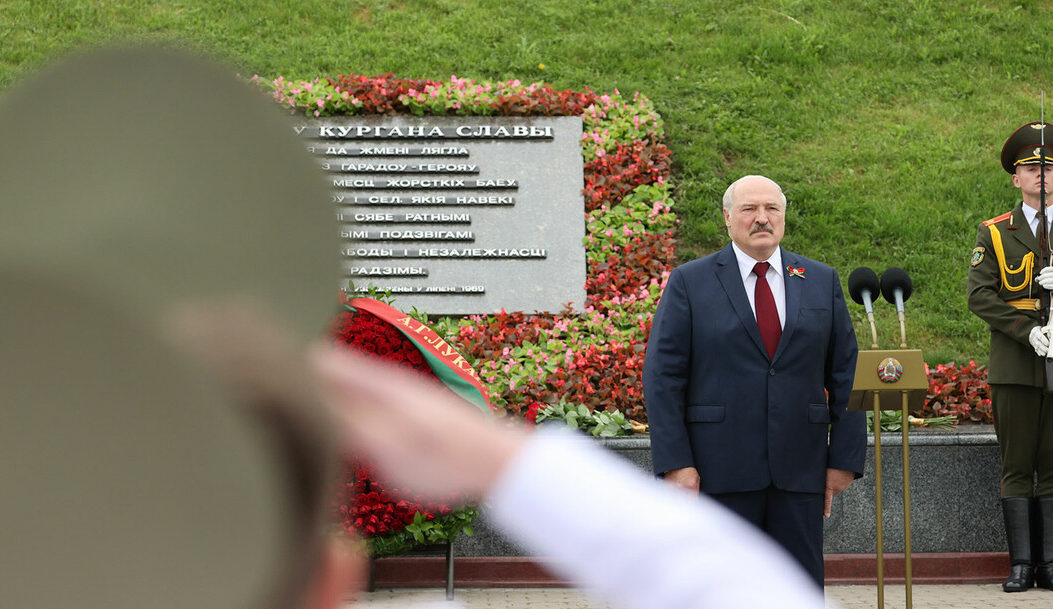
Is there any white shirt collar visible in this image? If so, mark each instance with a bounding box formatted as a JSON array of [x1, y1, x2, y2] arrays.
[[730, 242, 782, 280], [1021, 203, 1053, 236], [730, 242, 786, 326]]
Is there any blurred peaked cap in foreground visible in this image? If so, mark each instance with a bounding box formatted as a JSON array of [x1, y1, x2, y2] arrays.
[[0, 46, 340, 609], [0, 44, 338, 341], [0, 270, 326, 609], [1001, 121, 1053, 174]]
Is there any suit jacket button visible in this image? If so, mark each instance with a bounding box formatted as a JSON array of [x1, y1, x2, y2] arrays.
[[769, 368, 775, 376]]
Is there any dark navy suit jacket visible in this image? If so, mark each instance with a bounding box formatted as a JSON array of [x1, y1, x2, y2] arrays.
[[644, 244, 865, 495]]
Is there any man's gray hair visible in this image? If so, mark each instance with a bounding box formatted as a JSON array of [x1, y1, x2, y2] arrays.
[[722, 175, 787, 211]]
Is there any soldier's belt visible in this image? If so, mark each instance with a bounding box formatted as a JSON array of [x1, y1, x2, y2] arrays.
[[1007, 298, 1040, 311]]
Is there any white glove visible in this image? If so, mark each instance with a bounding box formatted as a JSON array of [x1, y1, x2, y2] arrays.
[[1030, 325, 1051, 357], [1038, 265, 1053, 290]]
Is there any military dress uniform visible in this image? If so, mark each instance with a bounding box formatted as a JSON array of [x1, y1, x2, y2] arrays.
[[966, 121, 1053, 592]]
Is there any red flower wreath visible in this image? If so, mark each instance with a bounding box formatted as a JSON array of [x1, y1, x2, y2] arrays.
[[328, 301, 477, 555]]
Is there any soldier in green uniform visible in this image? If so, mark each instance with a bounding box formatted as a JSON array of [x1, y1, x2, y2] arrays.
[[967, 121, 1053, 592]]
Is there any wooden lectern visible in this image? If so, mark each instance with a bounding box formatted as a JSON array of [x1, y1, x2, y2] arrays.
[[849, 349, 927, 609]]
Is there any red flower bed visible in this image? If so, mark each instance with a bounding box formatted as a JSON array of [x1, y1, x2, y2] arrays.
[[322, 73, 598, 117], [585, 231, 678, 312], [328, 74, 440, 115], [489, 85, 597, 116], [583, 141, 672, 212], [919, 361, 993, 424]]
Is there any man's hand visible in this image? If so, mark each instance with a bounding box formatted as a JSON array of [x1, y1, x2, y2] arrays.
[[824, 468, 856, 518], [1037, 265, 1053, 290], [662, 466, 700, 493], [1030, 325, 1052, 357], [311, 344, 527, 499]]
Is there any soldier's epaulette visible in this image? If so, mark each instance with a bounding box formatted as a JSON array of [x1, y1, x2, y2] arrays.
[[982, 211, 1012, 227]]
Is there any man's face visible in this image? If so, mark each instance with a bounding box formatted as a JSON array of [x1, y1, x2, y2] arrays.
[[1013, 163, 1053, 205], [723, 177, 786, 260]]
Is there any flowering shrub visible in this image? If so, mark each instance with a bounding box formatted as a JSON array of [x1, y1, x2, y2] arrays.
[[259, 73, 597, 118], [261, 76, 364, 116], [586, 183, 676, 263], [583, 141, 672, 211], [257, 73, 677, 426], [329, 73, 440, 115], [329, 301, 478, 556], [919, 360, 993, 424], [580, 91, 664, 161]]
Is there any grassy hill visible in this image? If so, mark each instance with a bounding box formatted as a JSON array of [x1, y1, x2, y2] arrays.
[[4, 0, 1052, 364]]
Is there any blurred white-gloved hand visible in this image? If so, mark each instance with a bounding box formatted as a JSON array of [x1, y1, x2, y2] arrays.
[[1037, 265, 1053, 290], [1030, 325, 1052, 357]]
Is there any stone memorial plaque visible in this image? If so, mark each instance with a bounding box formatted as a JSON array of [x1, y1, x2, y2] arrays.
[[294, 116, 586, 314]]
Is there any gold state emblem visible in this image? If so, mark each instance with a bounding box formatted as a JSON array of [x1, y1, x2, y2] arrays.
[[877, 357, 904, 383]]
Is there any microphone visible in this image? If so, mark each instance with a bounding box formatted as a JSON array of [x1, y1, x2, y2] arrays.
[[848, 267, 881, 348], [849, 267, 880, 312], [880, 267, 913, 347]]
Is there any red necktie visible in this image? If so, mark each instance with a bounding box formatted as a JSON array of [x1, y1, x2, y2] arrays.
[[753, 261, 781, 359]]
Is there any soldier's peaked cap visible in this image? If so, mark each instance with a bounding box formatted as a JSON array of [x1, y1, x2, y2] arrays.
[[1001, 121, 1053, 173]]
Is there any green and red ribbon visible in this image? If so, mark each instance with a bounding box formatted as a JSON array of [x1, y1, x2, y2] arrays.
[[344, 297, 491, 415]]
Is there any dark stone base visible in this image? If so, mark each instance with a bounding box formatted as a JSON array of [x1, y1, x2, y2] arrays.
[[822, 426, 1004, 554]]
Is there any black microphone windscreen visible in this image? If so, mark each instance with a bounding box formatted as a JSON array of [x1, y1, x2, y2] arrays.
[[880, 267, 913, 303], [847, 267, 880, 305]]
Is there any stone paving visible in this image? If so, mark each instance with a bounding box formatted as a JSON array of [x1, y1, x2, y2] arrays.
[[347, 585, 1053, 608], [829, 584, 1052, 608]]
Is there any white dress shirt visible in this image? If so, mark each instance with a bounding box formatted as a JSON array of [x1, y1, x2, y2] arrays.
[[730, 242, 786, 328]]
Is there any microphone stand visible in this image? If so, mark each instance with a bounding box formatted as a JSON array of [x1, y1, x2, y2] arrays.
[[850, 269, 925, 609]]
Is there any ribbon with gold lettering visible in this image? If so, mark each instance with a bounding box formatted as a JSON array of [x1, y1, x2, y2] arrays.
[[344, 296, 491, 414]]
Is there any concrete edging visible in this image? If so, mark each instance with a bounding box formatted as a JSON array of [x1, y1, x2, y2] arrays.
[[371, 552, 1009, 587]]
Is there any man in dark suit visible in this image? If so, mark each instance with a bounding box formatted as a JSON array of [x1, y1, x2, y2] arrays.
[[643, 175, 866, 586]]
